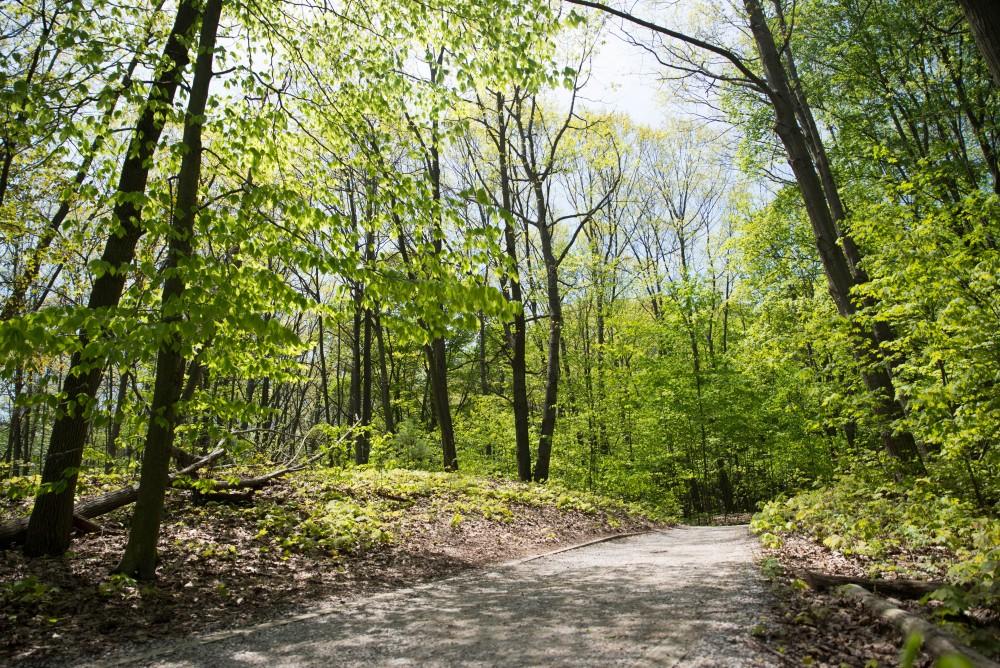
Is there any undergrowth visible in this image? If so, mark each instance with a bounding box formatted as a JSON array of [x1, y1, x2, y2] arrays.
[[252, 467, 675, 558], [752, 474, 1000, 631]]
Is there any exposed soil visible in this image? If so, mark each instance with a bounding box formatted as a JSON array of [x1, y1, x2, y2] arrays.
[[0, 476, 656, 666]]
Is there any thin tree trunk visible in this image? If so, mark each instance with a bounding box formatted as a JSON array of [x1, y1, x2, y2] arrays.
[[316, 285, 331, 425], [358, 308, 373, 463], [534, 189, 560, 483], [5, 371, 25, 477], [373, 310, 395, 433], [115, 0, 222, 579], [106, 369, 130, 470], [496, 92, 532, 482]]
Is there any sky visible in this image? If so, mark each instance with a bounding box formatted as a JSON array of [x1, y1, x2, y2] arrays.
[[576, 29, 667, 127]]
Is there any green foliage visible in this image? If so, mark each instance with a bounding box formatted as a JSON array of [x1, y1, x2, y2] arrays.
[[371, 420, 439, 470], [753, 475, 1000, 613], [0, 475, 38, 502], [1, 576, 58, 606], [303, 423, 352, 468], [246, 466, 669, 557]]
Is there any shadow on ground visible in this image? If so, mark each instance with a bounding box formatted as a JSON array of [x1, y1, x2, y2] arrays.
[[97, 527, 774, 668]]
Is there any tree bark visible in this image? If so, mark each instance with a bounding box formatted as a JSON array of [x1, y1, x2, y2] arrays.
[[744, 0, 924, 473], [508, 272, 532, 481], [23, 0, 200, 557], [115, 0, 222, 580], [495, 92, 532, 481], [958, 0, 1000, 88], [534, 184, 560, 483], [358, 308, 373, 464], [374, 310, 396, 433]]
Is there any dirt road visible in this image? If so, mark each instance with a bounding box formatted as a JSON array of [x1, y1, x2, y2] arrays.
[[93, 526, 774, 667]]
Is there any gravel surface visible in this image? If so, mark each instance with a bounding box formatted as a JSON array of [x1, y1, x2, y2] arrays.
[[87, 526, 774, 667]]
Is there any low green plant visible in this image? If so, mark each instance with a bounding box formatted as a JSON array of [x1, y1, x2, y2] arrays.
[[752, 475, 1000, 615]]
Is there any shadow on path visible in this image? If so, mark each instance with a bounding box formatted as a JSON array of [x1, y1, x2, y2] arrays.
[[98, 526, 774, 667]]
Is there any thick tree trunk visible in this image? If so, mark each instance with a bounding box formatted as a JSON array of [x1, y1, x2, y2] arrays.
[[23, 0, 200, 557], [115, 0, 222, 580], [958, 0, 1000, 88]]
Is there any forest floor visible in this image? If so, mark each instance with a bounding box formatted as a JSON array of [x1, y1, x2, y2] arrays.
[[757, 534, 1000, 666], [0, 468, 662, 666], [4, 468, 986, 667]]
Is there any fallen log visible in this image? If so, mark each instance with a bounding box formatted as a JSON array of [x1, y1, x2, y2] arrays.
[[837, 583, 999, 668], [799, 570, 945, 599], [192, 489, 256, 505], [72, 514, 103, 535], [0, 448, 225, 549], [1, 428, 353, 549]]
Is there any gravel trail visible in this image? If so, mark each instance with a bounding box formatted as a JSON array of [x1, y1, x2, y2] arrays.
[[92, 525, 774, 667]]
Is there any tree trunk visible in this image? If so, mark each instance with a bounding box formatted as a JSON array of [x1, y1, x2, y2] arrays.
[[427, 338, 458, 470], [106, 369, 130, 469], [744, 0, 924, 473], [317, 306, 331, 425], [358, 308, 373, 464], [350, 291, 363, 462], [496, 92, 532, 482], [478, 312, 489, 395], [6, 371, 25, 477], [115, 0, 222, 580], [374, 310, 396, 433], [958, 0, 1000, 88], [23, 0, 201, 557], [534, 188, 560, 483]]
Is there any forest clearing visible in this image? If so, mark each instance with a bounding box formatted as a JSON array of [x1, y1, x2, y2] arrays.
[[1, 0, 999, 665]]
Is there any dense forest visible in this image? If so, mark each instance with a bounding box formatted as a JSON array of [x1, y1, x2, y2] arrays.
[[0, 0, 998, 629]]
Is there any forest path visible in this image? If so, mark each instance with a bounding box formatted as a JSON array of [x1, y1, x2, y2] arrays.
[[95, 526, 774, 667]]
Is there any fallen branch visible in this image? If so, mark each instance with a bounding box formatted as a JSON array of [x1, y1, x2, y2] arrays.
[[799, 570, 945, 599], [185, 427, 362, 503], [0, 448, 225, 549], [185, 447, 331, 499], [837, 583, 999, 668]]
